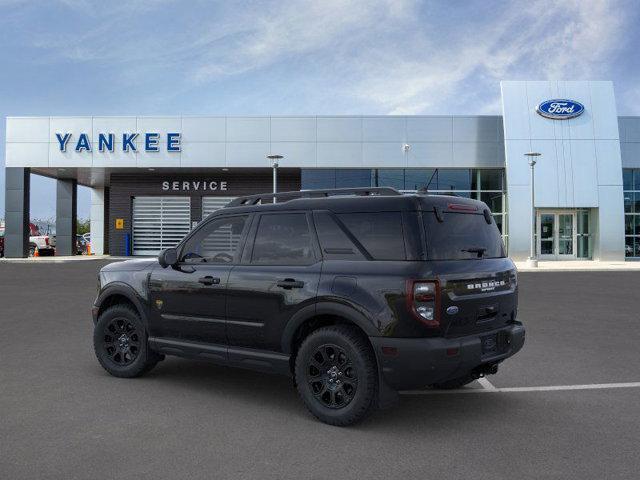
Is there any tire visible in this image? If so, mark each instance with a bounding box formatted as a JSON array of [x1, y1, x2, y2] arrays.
[[431, 373, 476, 390], [93, 304, 161, 378], [28, 244, 36, 257], [294, 325, 377, 426]]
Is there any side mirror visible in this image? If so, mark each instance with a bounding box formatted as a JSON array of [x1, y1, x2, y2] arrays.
[[158, 247, 178, 268]]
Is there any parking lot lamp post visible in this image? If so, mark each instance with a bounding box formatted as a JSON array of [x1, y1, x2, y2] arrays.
[[525, 152, 541, 268], [267, 154, 283, 203]]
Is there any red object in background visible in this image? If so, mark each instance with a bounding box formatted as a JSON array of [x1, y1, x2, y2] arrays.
[[29, 223, 40, 236]]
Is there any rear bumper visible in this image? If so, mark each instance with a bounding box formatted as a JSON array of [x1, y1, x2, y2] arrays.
[[370, 323, 525, 390]]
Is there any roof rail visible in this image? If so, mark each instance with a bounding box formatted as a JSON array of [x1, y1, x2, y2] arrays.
[[226, 187, 402, 207]]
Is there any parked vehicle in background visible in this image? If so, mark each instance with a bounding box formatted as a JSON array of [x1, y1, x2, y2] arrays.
[[76, 235, 88, 255], [29, 223, 55, 256], [92, 188, 524, 426], [0, 225, 5, 257]]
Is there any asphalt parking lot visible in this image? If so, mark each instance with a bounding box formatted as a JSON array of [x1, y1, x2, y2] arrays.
[[1, 261, 640, 480]]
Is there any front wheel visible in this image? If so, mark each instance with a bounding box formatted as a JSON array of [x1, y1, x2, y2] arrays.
[[294, 325, 377, 426], [93, 304, 161, 378]]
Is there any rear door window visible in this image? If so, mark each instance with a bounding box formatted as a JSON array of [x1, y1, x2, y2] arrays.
[[336, 212, 406, 260], [422, 212, 505, 260], [251, 213, 315, 265]]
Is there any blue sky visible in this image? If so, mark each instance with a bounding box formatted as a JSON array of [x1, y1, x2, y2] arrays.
[[1, 0, 639, 219]]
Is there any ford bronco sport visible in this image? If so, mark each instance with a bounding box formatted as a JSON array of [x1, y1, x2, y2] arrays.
[[92, 187, 524, 426]]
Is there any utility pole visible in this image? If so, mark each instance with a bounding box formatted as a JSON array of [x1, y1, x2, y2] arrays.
[[267, 154, 283, 203], [525, 152, 541, 267]]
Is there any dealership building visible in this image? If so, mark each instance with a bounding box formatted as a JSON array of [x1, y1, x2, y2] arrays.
[[3, 80, 640, 261]]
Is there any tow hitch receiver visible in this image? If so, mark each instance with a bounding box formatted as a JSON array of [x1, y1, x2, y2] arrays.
[[472, 363, 499, 379]]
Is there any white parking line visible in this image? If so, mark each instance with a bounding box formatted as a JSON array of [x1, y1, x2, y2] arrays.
[[401, 381, 640, 395], [476, 377, 497, 390]]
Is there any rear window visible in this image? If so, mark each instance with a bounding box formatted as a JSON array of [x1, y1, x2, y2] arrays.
[[313, 212, 366, 261], [423, 212, 505, 260], [337, 212, 406, 260]]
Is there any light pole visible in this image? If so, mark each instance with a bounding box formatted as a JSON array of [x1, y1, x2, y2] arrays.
[[267, 154, 283, 203], [525, 152, 541, 267]]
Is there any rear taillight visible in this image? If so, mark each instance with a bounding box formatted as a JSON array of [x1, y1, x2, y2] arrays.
[[407, 280, 440, 327], [447, 203, 477, 212], [45, 237, 49, 246]]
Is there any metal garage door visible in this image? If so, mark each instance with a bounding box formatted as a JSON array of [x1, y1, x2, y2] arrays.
[[202, 196, 236, 220], [132, 197, 191, 256]]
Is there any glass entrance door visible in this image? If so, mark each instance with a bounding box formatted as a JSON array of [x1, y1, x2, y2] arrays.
[[557, 213, 574, 257], [537, 210, 577, 260], [539, 213, 555, 256]]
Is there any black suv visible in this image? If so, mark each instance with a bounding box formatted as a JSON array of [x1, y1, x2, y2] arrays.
[[92, 188, 524, 426]]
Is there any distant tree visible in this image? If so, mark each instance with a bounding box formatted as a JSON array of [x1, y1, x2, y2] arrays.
[[77, 218, 91, 236]]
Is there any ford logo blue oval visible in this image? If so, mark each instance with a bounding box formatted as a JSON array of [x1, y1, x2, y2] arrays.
[[536, 99, 584, 120], [446, 306, 459, 315]]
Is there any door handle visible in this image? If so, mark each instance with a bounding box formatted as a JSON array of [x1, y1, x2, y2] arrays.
[[198, 276, 220, 286], [277, 278, 304, 289]]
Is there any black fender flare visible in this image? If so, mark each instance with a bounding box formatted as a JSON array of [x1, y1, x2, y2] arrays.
[[280, 301, 380, 354], [94, 282, 150, 327]]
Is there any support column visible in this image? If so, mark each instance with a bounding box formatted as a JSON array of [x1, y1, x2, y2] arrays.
[[90, 187, 105, 255], [4, 168, 30, 258], [55, 179, 77, 256]]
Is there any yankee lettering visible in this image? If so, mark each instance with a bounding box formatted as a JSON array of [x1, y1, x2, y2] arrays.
[[162, 180, 228, 191], [55, 132, 181, 152]]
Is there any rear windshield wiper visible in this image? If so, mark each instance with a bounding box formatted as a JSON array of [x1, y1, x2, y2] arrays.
[[461, 247, 487, 258]]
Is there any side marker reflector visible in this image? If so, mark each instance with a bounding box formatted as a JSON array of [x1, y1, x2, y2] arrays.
[[381, 346, 398, 357]]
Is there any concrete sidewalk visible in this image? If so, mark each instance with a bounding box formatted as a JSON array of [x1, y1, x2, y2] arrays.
[[0, 255, 125, 263], [514, 260, 640, 272]]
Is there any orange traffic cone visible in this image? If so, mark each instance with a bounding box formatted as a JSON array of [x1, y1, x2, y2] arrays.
[[33, 246, 39, 257], [87, 243, 92, 256]]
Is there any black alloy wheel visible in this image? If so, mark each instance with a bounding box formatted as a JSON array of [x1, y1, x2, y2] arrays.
[[93, 304, 161, 378], [102, 317, 141, 366], [295, 325, 377, 426], [307, 344, 358, 409]]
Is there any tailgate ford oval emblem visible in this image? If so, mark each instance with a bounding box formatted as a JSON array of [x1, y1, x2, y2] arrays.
[[446, 306, 459, 315]]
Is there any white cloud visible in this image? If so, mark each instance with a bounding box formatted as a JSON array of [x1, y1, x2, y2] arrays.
[[10, 0, 632, 114], [348, 0, 628, 113]]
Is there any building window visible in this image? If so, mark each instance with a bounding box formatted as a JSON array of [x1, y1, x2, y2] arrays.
[[624, 169, 640, 259], [301, 168, 508, 251]]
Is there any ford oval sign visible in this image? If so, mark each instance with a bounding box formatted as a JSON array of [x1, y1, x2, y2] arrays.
[[536, 99, 584, 120]]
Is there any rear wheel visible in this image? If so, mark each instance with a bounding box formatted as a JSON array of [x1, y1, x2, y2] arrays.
[[93, 304, 161, 378], [294, 325, 377, 426]]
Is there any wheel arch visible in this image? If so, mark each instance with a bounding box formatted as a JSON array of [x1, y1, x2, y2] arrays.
[[95, 283, 149, 326], [282, 302, 379, 356]]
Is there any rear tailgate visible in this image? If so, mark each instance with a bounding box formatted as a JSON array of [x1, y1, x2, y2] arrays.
[[432, 258, 518, 338], [421, 206, 518, 341]]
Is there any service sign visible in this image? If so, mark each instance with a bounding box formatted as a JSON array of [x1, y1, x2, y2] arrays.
[[536, 99, 584, 120], [55, 132, 181, 153]]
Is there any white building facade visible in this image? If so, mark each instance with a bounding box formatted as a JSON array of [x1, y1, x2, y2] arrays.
[[3, 80, 640, 261]]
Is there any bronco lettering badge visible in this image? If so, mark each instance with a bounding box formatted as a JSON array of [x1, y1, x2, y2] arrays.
[[466, 280, 506, 292]]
